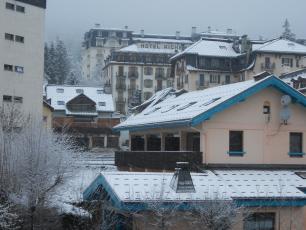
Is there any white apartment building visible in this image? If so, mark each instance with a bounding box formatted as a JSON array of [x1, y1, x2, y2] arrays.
[[81, 26, 133, 80], [0, 0, 46, 117]]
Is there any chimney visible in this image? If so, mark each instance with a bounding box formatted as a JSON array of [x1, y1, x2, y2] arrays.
[[176, 31, 180, 40], [227, 28, 233, 34], [140, 29, 145, 38], [208, 26, 211, 33], [170, 162, 195, 193], [95, 23, 101, 28], [124, 25, 128, 30], [191, 26, 197, 36]]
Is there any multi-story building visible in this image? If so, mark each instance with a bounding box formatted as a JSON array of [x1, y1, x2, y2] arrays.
[[249, 38, 306, 77], [45, 85, 120, 149], [0, 0, 46, 117], [103, 37, 193, 114], [81, 25, 133, 80], [171, 37, 253, 91], [281, 68, 306, 94]]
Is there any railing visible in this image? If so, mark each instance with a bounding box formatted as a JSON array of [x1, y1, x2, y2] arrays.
[[128, 72, 139, 79], [116, 82, 126, 90], [115, 151, 203, 170], [261, 63, 275, 71]]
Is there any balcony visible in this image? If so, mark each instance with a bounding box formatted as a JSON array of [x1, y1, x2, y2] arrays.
[[128, 72, 139, 79], [155, 73, 166, 80], [115, 151, 202, 170], [196, 81, 210, 90], [261, 63, 275, 71], [115, 82, 126, 90]]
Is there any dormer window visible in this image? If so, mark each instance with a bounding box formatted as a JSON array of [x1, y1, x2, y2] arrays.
[[56, 88, 64, 93], [97, 90, 103, 94], [99, 102, 106, 106], [57, 101, 65, 105], [76, 89, 84, 94]]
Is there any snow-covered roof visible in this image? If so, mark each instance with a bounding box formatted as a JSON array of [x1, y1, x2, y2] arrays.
[[46, 85, 114, 112], [253, 38, 306, 54], [133, 37, 193, 44], [281, 69, 306, 83], [114, 75, 306, 131], [171, 38, 241, 60], [118, 44, 178, 54], [84, 170, 306, 205]]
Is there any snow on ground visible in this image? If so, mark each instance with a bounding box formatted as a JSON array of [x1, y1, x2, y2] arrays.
[[48, 149, 116, 216]]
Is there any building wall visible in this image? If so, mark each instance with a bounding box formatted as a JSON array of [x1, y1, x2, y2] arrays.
[[42, 104, 53, 129], [0, 0, 45, 117], [202, 87, 306, 165], [247, 53, 305, 79], [132, 206, 306, 230]]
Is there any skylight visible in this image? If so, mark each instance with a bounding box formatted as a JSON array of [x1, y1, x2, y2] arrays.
[[99, 102, 106, 106], [97, 90, 103, 94], [200, 97, 221, 107], [56, 88, 64, 93], [57, 101, 65, 105], [288, 43, 295, 46], [177, 102, 197, 111], [144, 107, 161, 115], [161, 104, 179, 113], [219, 46, 227, 50]]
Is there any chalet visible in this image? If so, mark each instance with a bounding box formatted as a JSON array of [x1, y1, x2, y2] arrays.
[[114, 75, 306, 170], [45, 85, 120, 149]]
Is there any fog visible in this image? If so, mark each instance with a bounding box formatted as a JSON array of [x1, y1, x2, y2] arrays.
[[45, 0, 306, 45]]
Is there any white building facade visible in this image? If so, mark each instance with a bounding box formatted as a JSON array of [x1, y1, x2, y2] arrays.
[[0, 0, 46, 117]]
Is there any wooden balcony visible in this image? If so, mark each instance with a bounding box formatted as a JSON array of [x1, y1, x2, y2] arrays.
[[115, 151, 202, 170]]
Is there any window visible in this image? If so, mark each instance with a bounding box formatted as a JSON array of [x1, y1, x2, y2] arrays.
[[76, 89, 84, 94], [143, 92, 153, 100], [5, 33, 14, 41], [229, 131, 243, 153], [200, 98, 221, 107], [144, 107, 161, 115], [210, 74, 220, 84], [98, 102, 106, 106], [296, 59, 300, 68], [199, 74, 205, 86], [144, 67, 153, 75], [264, 57, 270, 68], [57, 101, 65, 105], [97, 90, 103, 94], [185, 74, 189, 84], [225, 75, 231, 84], [15, 35, 24, 43], [118, 66, 124, 76], [56, 88, 64, 93], [14, 96, 23, 103], [144, 79, 153, 88], [16, 5, 25, 13], [177, 102, 197, 111], [244, 213, 275, 230], [290, 132, 303, 155], [3, 95, 12, 102], [4, 64, 13, 71], [282, 58, 293, 67], [15, 66, 24, 73], [6, 2, 15, 10]]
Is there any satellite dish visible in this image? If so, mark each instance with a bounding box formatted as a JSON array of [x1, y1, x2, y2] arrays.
[[281, 95, 291, 106]]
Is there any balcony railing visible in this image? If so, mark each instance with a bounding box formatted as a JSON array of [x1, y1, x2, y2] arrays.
[[128, 72, 139, 79], [116, 82, 126, 90], [261, 63, 275, 71], [155, 73, 165, 80], [115, 151, 203, 170]]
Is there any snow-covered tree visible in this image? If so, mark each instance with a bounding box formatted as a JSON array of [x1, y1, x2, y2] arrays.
[[0, 202, 21, 230], [282, 19, 296, 41]]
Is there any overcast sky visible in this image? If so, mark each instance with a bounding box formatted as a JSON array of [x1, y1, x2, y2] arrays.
[[45, 0, 306, 44]]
